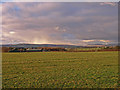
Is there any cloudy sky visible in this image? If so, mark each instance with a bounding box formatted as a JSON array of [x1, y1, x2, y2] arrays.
[[1, 2, 118, 45], [1, 0, 119, 2]]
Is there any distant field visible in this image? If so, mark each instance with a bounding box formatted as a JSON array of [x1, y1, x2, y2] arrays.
[[72, 48, 102, 50], [67, 47, 119, 52], [2, 51, 118, 88]]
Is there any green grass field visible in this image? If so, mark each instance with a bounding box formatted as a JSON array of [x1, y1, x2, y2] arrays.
[[2, 51, 118, 88]]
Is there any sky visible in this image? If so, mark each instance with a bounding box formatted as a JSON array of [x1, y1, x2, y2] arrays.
[[0, 0, 119, 2], [1, 2, 118, 45]]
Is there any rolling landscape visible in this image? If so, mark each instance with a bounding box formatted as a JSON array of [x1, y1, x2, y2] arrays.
[[1, 43, 82, 48], [2, 43, 119, 88], [1, 1, 119, 89], [1, 43, 118, 48]]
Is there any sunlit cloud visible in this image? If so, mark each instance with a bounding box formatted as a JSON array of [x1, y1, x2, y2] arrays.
[[99, 40, 110, 42], [100, 2, 117, 6], [82, 40, 95, 42], [55, 26, 60, 31], [9, 31, 15, 34]]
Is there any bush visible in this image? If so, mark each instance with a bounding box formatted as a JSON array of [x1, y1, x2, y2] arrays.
[[2, 47, 9, 52]]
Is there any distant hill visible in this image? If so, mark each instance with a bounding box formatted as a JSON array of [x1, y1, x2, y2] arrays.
[[1, 43, 117, 48], [1, 44, 82, 48], [88, 43, 118, 46]]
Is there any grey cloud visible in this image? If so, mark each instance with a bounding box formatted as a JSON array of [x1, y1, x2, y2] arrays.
[[2, 2, 118, 45]]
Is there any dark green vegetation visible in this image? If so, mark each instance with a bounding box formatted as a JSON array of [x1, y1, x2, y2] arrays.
[[2, 52, 118, 88]]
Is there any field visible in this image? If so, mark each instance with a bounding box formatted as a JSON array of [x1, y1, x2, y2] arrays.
[[2, 51, 119, 88]]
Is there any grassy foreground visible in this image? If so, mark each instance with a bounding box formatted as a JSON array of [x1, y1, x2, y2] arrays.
[[2, 51, 118, 88]]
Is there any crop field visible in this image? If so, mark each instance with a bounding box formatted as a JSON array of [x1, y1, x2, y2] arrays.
[[2, 51, 119, 88]]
